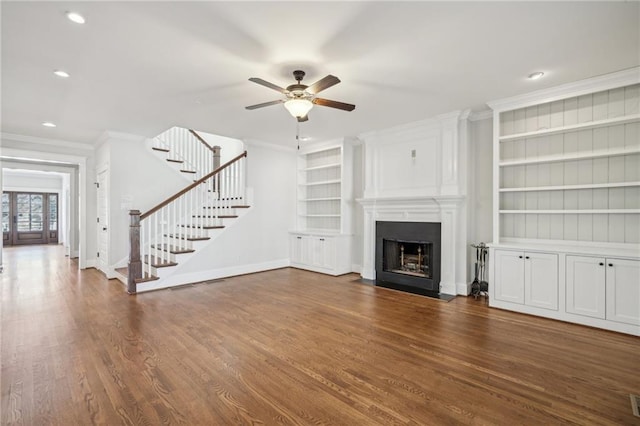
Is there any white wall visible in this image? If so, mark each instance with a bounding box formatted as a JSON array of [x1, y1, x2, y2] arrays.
[[469, 116, 494, 244], [198, 131, 245, 164], [153, 141, 297, 286], [351, 142, 364, 271]]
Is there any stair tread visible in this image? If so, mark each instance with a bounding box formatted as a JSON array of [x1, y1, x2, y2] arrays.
[[152, 147, 170, 152], [180, 225, 225, 229], [231, 205, 250, 208], [167, 158, 183, 163], [116, 267, 158, 283], [143, 255, 178, 268], [180, 170, 197, 174], [135, 274, 159, 283], [150, 244, 196, 254], [165, 234, 210, 241], [193, 215, 238, 219]]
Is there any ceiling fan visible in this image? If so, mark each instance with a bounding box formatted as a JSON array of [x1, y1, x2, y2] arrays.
[[245, 70, 355, 122]]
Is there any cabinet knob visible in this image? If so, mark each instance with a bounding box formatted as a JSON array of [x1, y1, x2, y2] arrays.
[[518, 255, 523, 259], [319, 238, 325, 241], [296, 236, 301, 239], [608, 263, 613, 267], [599, 262, 604, 266], [525, 256, 530, 259]]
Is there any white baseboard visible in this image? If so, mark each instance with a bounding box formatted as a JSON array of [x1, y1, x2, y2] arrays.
[[456, 281, 472, 296], [85, 259, 96, 268], [136, 258, 290, 293], [351, 264, 362, 274]]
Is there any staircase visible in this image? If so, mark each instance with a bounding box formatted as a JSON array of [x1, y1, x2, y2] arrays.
[[114, 129, 249, 293]]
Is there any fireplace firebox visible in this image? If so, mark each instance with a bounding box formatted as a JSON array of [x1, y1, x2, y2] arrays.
[[375, 221, 441, 292]]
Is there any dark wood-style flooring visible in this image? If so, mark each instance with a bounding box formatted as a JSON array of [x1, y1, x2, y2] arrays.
[[1, 245, 639, 425]]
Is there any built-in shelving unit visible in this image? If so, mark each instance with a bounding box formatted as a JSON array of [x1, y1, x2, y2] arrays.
[[296, 141, 352, 233], [492, 79, 640, 246], [486, 69, 640, 336], [291, 139, 354, 275]]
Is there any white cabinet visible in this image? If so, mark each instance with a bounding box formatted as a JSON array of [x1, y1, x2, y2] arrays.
[[567, 256, 640, 325], [606, 258, 640, 325], [289, 233, 351, 276], [566, 255, 606, 319], [494, 250, 525, 304], [494, 249, 558, 310]]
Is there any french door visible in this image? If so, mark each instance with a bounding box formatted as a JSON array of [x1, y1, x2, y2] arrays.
[[2, 192, 58, 246]]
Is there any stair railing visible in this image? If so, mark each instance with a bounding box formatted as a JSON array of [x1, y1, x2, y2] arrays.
[[153, 127, 221, 179], [127, 151, 247, 293]]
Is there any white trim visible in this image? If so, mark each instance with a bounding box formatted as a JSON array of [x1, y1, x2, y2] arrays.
[[136, 258, 290, 293], [1, 132, 94, 151], [351, 264, 362, 274], [487, 67, 640, 112], [85, 259, 96, 268]]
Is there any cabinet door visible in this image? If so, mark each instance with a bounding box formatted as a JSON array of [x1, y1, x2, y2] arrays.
[[566, 256, 606, 319], [321, 237, 336, 270], [525, 252, 558, 310], [290, 235, 304, 264], [494, 250, 525, 304], [606, 258, 640, 325]]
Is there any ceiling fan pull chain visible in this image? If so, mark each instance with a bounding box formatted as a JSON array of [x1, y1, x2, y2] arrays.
[[296, 121, 300, 150]]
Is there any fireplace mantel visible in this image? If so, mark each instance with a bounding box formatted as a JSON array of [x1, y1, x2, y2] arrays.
[[358, 196, 466, 295], [356, 110, 471, 296]]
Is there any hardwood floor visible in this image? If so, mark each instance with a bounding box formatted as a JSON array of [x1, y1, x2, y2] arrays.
[[1, 245, 639, 425]]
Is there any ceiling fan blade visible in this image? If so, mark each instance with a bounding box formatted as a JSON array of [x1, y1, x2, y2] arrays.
[[312, 97, 356, 111], [297, 115, 309, 123], [306, 75, 340, 94], [248, 77, 288, 94], [245, 99, 284, 110]]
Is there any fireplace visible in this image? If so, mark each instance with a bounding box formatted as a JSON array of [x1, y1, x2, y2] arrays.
[[376, 221, 441, 292]]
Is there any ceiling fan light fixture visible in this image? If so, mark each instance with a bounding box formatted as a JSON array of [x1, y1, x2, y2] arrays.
[[284, 98, 313, 118]]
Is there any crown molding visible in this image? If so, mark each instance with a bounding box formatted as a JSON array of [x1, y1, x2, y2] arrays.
[[487, 67, 640, 112], [1, 132, 94, 151]]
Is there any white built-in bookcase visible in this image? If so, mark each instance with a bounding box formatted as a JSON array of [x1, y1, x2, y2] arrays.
[[490, 72, 640, 247], [296, 140, 352, 233]]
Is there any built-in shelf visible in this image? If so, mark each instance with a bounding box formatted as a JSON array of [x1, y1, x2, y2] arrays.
[[300, 197, 342, 201], [500, 209, 640, 214], [301, 163, 341, 172], [499, 182, 640, 192], [499, 146, 640, 167], [299, 179, 341, 187], [499, 114, 640, 142]]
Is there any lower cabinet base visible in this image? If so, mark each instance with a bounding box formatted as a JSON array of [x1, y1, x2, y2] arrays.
[[490, 291, 640, 337]]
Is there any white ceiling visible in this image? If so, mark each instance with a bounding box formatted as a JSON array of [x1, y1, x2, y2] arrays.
[[2, 1, 639, 147]]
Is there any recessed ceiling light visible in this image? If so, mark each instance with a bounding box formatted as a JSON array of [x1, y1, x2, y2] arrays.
[[528, 71, 545, 80], [53, 70, 70, 78], [299, 137, 311, 142], [42, 122, 57, 128], [66, 12, 86, 24]]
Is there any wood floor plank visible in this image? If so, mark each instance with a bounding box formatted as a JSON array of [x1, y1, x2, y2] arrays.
[[1, 245, 639, 425]]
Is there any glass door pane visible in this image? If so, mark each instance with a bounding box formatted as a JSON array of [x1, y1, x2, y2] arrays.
[[49, 194, 58, 231], [2, 193, 9, 233]]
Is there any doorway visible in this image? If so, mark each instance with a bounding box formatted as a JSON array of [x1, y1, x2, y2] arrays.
[[2, 191, 59, 246]]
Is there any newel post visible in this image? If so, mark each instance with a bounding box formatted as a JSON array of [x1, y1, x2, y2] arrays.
[[213, 146, 221, 170], [127, 210, 142, 294]]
